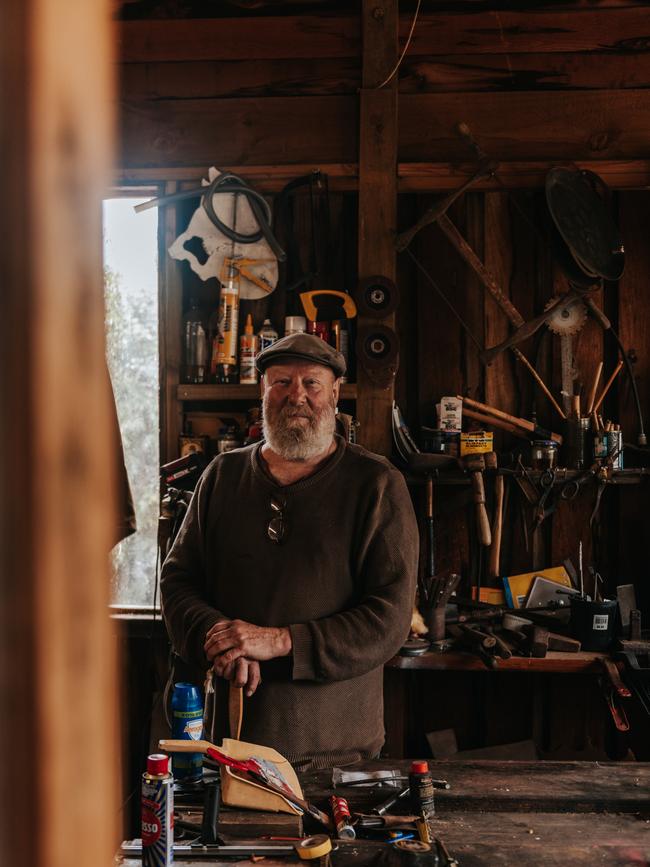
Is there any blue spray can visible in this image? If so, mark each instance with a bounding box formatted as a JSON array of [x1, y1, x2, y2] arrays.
[[171, 682, 204, 781]]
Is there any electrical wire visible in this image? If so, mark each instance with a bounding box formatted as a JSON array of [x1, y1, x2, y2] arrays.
[[375, 0, 422, 90]]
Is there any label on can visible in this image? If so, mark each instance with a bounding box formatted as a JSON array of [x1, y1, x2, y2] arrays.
[[593, 614, 609, 631]]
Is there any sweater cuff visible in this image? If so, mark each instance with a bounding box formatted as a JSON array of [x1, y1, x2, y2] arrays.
[[193, 611, 222, 670], [289, 622, 317, 680]]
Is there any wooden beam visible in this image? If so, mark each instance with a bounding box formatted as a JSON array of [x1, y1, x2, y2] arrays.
[[400, 51, 650, 93], [0, 1, 119, 865], [118, 8, 650, 62], [114, 159, 650, 194], [357, 1, 398, 457], [119, 89, 650, 169]]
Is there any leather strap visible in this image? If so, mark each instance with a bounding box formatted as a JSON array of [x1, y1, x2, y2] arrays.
[[228, 684, 243, 740]]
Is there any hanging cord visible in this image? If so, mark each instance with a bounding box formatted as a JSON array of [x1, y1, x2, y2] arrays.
[[375, 0, 422, 90], [134, 171, 286, 262]]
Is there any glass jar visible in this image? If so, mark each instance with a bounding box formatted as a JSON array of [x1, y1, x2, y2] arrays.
[[530, 439, 558, 471]]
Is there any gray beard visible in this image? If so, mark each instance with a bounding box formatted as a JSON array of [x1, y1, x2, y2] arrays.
[[262, 396, 336, 461]]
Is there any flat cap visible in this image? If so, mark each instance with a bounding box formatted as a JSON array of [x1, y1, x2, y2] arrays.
[[256, 332, 346, 378]]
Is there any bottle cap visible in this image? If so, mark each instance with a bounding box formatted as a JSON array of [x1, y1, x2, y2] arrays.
[[410, 760, 429, 774], [147, 754, 169, 776]]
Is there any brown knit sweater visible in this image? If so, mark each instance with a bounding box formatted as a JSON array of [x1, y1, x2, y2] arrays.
[[160, 435, 418, 769]]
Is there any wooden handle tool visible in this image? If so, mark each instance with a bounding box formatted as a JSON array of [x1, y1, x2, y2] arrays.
[[458, 395, 563, 444], [586, 361, 604, 415], [592, 359, 624, 415], [488, 473, 505, 580]]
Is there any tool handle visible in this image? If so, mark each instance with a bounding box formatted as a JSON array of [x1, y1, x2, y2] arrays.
[[201, 779, 221, 844], [586, 361, 604, 415], [471, 471, 492, 547], [488, 474, 504, 579]]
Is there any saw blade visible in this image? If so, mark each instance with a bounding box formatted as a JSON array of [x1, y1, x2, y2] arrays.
[[544, 297, 588, 336]]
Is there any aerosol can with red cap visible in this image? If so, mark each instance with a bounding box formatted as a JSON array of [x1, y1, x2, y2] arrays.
[[141, 753, 174, 866]]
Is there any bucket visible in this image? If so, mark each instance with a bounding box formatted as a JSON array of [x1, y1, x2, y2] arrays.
[[569, 597, 618, 651]]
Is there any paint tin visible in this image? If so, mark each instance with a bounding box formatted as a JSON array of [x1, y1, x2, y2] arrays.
[[607, 430, 624, 469], [142, 753, 174, 866], [592, 432, 608, 460]]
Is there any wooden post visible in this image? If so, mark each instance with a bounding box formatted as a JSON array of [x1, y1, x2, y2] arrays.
[[0, 2, 119, 865], [357, 1, 398, 455], [161, 182, 184, 464]]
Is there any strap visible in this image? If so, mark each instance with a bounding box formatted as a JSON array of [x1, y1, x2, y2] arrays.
[[228, 684, 243, 740]]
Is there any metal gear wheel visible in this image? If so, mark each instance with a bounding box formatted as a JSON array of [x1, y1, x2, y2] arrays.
[[544, 297, 588, 336]]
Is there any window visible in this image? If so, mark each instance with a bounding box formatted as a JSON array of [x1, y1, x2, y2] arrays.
[[103, 196, 159, 606]]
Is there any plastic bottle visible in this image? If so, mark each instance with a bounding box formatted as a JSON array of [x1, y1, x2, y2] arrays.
[[171, 682, 204, 781], [183, 300, 208, 383], [142, 753, 174, 866], [409, 760, 435, 817], [284, 315, 306, 336], [239, 314, 259, 385], [258, 318, 279, 352]]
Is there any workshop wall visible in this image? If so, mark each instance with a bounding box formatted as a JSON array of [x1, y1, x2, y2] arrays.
[[113, 4, 650, 828]]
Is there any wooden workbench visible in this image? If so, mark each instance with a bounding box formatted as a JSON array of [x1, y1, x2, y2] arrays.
[[118, 759, 650, 866]]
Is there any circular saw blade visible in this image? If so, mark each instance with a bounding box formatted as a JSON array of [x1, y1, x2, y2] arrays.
[[544, 297, 588, 336]]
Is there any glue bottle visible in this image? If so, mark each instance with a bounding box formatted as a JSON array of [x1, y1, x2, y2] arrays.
[[258, 318, 279, 352], [171, 682, 204, 781], [239, 313, 259, 385], [141, 753, 174, 866]]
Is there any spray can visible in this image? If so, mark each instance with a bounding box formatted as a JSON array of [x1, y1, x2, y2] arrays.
[[258, 318, 279, 352], [409, 760, 435, 817], [142, 753, 174, 866], [171, 682, 204, 781], [215, 258, 241, 383], [239, 314, 259, 384], [329, 795, 356, 839]]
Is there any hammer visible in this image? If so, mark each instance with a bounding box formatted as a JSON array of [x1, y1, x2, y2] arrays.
[[462, 453, 492, 547]]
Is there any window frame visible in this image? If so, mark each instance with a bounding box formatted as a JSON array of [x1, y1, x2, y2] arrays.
[[105, 183, 166, 616]]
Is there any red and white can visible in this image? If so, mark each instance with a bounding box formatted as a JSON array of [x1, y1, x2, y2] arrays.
[[329, 795, 356, 839], [142, 753, 174, 866]]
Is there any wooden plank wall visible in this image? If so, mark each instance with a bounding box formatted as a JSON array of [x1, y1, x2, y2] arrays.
[[116, 4, 650, 190], [114, 3, 650, 761]]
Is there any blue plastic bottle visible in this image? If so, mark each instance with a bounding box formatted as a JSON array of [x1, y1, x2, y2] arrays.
[[171, 682, 204, 781]]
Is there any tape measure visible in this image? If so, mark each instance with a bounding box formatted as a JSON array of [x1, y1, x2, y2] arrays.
[[295, 835, 333, 860]]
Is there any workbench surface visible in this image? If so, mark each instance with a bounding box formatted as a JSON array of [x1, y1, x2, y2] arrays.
[[118, 760, 650, 866]]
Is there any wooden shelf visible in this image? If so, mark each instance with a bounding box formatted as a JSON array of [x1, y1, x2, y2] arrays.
[[386, 650, 606, 673], [177, 383, 357, 401]]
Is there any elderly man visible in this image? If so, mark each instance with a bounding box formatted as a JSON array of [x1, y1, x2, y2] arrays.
[[161, 332, 418, 769]]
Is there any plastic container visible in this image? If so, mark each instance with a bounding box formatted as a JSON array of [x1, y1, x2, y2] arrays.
[[183, 300, 208, 384], [530, 439, 558, 471], [569, 597, 618, 651], [171, 682, 204, 781], [284, 315, 306, 336]]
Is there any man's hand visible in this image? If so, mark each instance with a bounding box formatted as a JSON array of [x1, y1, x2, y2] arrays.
[[204, 619, 292, 675], [219, 658, 261, 698]]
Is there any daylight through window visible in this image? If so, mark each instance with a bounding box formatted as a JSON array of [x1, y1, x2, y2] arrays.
[[104, 197, 159, 606]]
